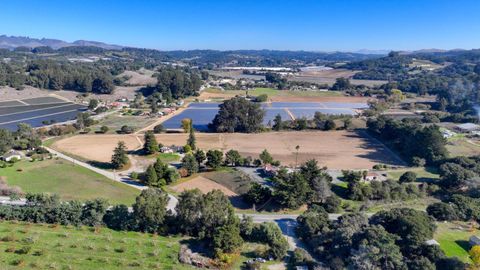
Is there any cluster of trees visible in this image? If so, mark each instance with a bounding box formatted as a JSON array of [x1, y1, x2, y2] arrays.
[[271, 112, 351, 131], [0, 124, 41, 155], [142, 158, 179, 187], [436, 155, 480, 191], [181, 148, 271, 177], [0, 189, 280, 259], [0, 62, 26, 89], [246, 159, 338, 210], [209, 97, 265, 133], [296, 206, 465, 269], [341, 170, 430, 202], [265, 72, 287, 89], [427, 194, 480, 222], [152, 67, 202, 101], [74, 112, 96, 130], [347, 178, 429, 202], [240, 216, 289, 259], [0, 194, 110, 227], [367, 116, 447, 165], [344, 51, 412, 81], [26, 60, 115, 94], [37, 124, 78, 137]]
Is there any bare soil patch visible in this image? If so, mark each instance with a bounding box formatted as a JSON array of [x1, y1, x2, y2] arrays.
[[51, 134, 142, 162], [54, 130, 404, 169], [171, 176, 237, 196], [289, 68, 387, 87], [198, 90, 369, 103], [119, 69, 157, 86]]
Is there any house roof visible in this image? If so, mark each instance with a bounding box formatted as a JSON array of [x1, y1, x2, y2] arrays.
[[425, 239, 439, 246], [2, 151, 21, 159], [456, 123, 480, 131]]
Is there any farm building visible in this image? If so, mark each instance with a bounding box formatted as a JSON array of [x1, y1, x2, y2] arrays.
[[455, 123, 480, 133]]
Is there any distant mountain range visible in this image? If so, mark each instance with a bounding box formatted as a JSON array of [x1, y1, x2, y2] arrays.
[[0, 35, 470, 55], [0, 35, 123, 50]]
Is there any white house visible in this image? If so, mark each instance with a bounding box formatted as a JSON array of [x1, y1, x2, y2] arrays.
[[1, 151, 22, 162], [160, 146, 174, 154]]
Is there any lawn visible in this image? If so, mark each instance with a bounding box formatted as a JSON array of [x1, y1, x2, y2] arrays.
[[0, 220, 192, 270], [157, 152, 181, 163], [386, 167, 440, 183], [434, 221, 478, 263], [0, 159, 140, 205]]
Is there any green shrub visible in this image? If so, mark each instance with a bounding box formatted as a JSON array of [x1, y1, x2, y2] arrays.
[[15, 245, 32, 254]]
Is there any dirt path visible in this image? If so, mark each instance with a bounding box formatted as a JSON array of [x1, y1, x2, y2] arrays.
[[135, 104, 190, 134]]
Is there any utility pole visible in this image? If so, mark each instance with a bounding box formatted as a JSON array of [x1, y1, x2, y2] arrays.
[[295, 145, 300, 168]]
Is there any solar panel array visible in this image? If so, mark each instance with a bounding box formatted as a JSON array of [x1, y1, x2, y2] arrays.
[[0, 97, 87, 131], [162, 102, 367, 131]]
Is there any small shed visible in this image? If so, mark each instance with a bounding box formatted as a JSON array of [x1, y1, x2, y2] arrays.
[[470, 235, 480, 246]]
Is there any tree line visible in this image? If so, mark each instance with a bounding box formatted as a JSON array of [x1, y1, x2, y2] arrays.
[[0, 189, 288, 261], [367, 116, 447, 165]]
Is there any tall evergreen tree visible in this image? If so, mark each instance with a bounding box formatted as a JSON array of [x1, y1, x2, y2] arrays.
[[111, 141, 129, 169], [145, 165, 158, 187], [187, 125, 196, 150], [143, 131, 159, 155], [272, 113, 283, 131]]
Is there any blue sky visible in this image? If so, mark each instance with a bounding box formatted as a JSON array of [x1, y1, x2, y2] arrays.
[[0, 0, 479, 51]]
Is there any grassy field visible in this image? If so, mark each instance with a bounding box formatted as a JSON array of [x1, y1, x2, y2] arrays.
[[1, 159, 139, 205], [203, 87, 343, 99], [92, 114, 157, 134], [446, 137, 480, 157], [386, 167, 440, 182], [434, 221, 478, 263], [0, 221, 192, 270]]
